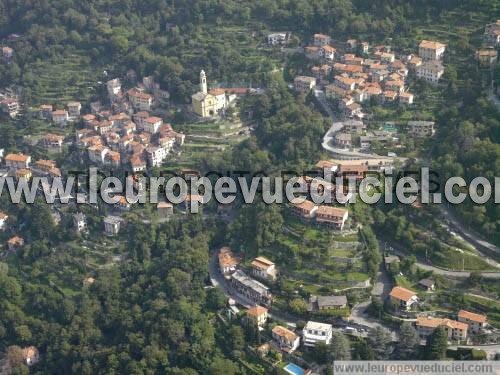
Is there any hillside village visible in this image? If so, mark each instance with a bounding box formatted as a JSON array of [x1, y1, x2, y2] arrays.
[[0, 11, 499, 374]]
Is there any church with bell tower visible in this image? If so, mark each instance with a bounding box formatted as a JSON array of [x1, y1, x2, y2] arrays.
[[191, 70, 228, 118]]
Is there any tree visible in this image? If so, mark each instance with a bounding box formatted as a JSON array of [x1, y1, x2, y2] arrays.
[[368, 326, 392, 359], [398, 322, 420, 359], [312, 342, 330, 364], [28, 199, 56, 241], [353, 339, 374, 360], [206, 288, 227, 310], [208, 357, 238, 375], [425, 327, 448, 359], [468, 271, 482, 287], [5, 346, 24, 367], [288, 298, 308, 315], [228, 325, 245, 351], [331, 332, 351, 360]]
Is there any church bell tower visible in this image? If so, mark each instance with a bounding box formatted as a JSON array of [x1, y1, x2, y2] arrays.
[[200, 70, 207, 94]]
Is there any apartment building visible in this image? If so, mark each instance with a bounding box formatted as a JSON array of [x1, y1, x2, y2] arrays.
[[302, 321, 333, 347]]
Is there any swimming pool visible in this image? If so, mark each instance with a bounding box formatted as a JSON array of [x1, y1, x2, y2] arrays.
[[284, 362, 305, 375]]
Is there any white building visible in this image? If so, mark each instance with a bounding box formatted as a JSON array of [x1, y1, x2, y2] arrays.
[[73, 212, 87, 232], [88, 145, 109, 164], [107, 78, 122, 98], [0, 98, 19, 118], [416, 60, 444, 83], [0, 212, 8, 230], [267, 32, 291, 46], [146, 146, 168, 167], [104, 215, 122, 236], [484, 20, 500, 47], [313, 33, 331, 47], [303, 321, 333, 347]]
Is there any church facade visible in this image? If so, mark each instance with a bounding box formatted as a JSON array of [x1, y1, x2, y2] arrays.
[[191, 70, 229, 117]]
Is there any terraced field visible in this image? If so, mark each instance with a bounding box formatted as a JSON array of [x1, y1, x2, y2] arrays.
[[25, 53, 99, 107], [171, 118, 250, 168]]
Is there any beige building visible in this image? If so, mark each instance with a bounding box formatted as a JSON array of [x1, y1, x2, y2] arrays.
[[218, 246, 239, 275], [191, 70, 232, 117], [289, 199, 318, 220], [458, 310, 487, 334], [5, 153, 31, 169], [416, 316, 468, 342], [476, 49, 498, 67], [272, 325, 300, 353], [389, 286, 418, 310], [157, 202, 174, 220], [52, 109, 69, 125], [316, 206, 348, 230], [246, 305, 268, 327], [67, 101, 81, 118], [313, 33, 331, 46], [294, 76, 316, 92], [251, 256, 277, 281], [128, 88, 153, 111]]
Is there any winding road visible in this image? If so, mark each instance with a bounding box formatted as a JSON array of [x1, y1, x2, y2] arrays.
[[386, 243, 500, 280]]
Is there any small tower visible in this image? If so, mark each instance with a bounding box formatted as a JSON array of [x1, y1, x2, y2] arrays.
[[200, 70, 207, 94]]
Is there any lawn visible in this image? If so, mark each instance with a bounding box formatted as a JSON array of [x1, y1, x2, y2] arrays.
[[430, 246, 498, 271], [395, 275, 416, 290], [330, 248, 356, 258]]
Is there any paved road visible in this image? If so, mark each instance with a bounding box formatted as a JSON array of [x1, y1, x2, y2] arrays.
[[372, 264, 392, 299], [348, 264, 397, 339], [413, 262, 500, 279], [386, 241, 500, 280], [440, 203, 500, 257]]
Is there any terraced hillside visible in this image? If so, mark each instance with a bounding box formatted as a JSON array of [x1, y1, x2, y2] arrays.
[[172, 117, 251, 168], [24, 53, 99, 107]]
